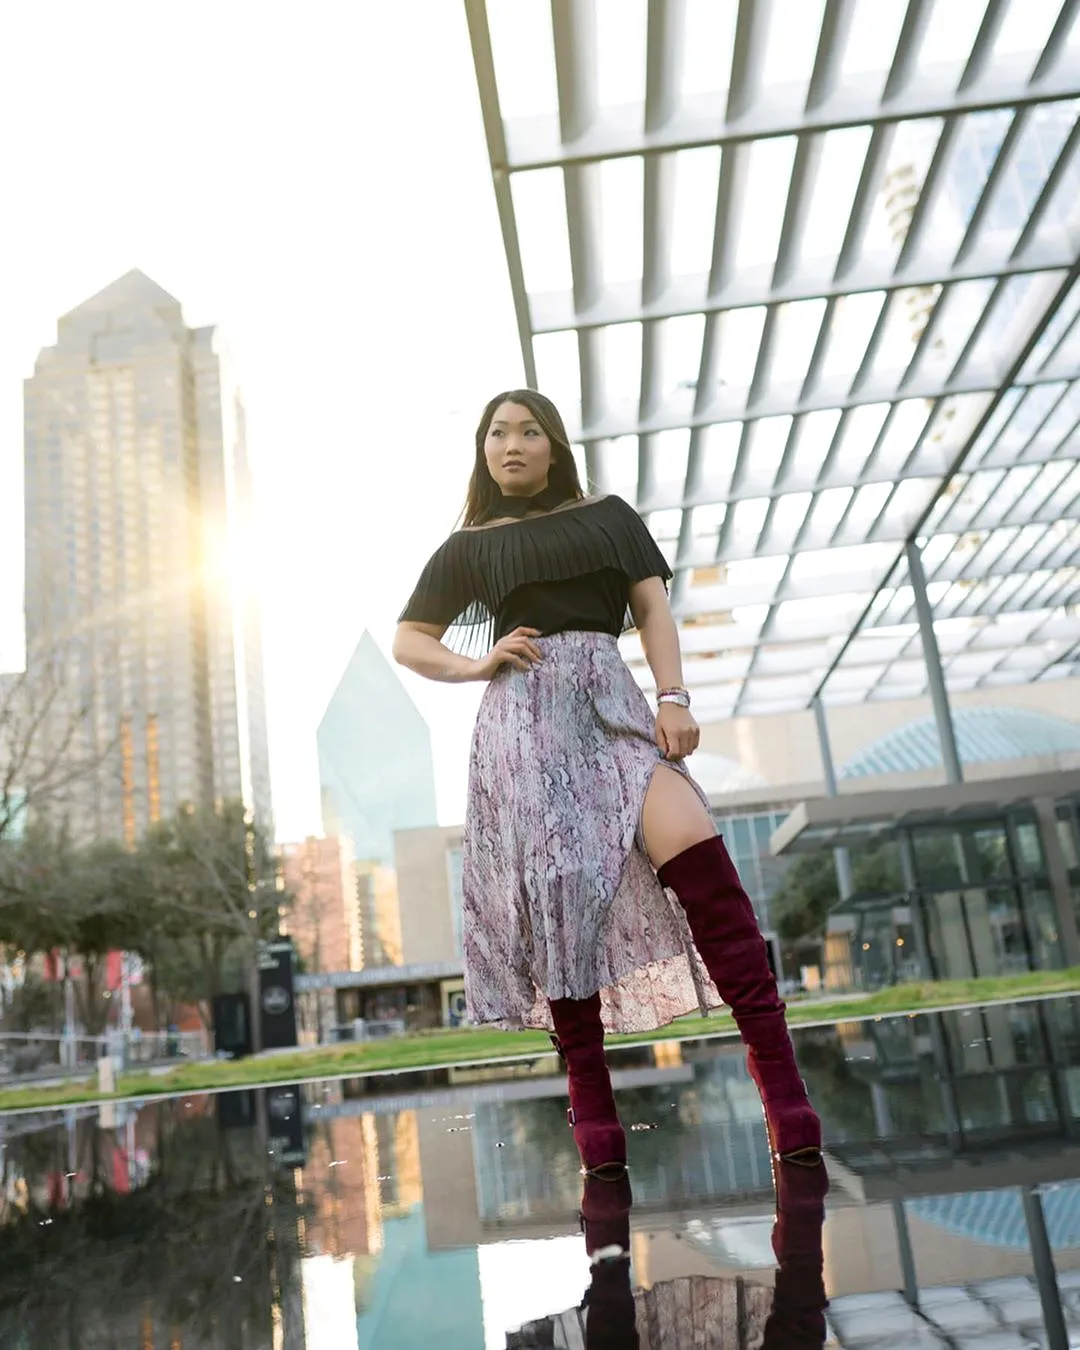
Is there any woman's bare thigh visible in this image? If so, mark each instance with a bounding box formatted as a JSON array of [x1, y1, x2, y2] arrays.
[[640, 764, 716, 871]]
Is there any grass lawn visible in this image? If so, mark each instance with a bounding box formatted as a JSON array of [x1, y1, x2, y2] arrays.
[[0, 966, 1076, 1114]]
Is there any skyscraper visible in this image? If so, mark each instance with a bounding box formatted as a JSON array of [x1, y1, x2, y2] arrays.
[[318, 631, 437, 868], [23, 270, 273, 841], [191, 323, 273, 827], [279, 834, 363, 975]]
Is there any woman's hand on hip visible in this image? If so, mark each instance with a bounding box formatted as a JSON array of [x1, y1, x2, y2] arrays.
[[471, 627, 544, 680], [656, 703, 700, 760]]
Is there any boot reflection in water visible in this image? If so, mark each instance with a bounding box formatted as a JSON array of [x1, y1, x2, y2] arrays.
[[580, 1173, 638, 1350], [658, 835, 823, 1166], [762, 1161, 830, 1349], [580, 1171, 633, 1261], [509, 1169, 828, 1349]]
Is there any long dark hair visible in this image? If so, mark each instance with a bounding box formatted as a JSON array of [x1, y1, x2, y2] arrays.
[[462, 389, 585, 527]]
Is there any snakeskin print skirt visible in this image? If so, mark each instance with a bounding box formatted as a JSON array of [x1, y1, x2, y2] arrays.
[[462, 630, 722, 1033]]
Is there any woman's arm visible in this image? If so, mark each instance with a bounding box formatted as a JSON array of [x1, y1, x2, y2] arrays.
[[393, 621, 545, 684], [628, 577, 685, 690], [392, 621, 481, 683], [629, 576, 699, 760]]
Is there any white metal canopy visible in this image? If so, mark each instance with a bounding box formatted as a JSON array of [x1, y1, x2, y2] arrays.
[[465, 0, 1080, 720]]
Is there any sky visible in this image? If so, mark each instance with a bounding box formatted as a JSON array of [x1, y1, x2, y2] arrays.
[[0, 1, 518, 839]]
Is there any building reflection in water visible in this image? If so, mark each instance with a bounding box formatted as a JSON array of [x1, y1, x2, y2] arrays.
[[0, 996, 1076, 1346]]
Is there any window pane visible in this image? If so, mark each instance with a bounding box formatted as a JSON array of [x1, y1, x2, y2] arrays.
[[729, 816, 752, 857]]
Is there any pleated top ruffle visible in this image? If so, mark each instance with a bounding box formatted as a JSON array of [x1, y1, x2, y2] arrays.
[[398, 494, 672, 656]]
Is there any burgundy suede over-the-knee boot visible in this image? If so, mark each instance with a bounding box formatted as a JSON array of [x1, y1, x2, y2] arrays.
[[549, 992, 627, 1177], [658, 835, 822, 1165]]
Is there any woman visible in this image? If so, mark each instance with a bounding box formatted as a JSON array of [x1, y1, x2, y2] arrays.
[[393, 390, 821, 1178]]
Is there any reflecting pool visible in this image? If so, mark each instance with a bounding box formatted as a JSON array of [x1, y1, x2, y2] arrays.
[[1, 994, 1079, 1347]]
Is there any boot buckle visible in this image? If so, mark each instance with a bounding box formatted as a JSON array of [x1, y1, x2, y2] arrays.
[[775, 1147, 825, 1169]]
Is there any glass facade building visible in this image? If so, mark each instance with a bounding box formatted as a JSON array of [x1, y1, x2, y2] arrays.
[[318, 630, 438, 867], [713, 808, 795, 936], [813, 707, 1080, 988], [822, 793, 1080, 990], [22, 270, 273, 840]]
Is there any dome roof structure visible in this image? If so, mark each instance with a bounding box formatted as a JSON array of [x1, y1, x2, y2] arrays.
[[910, 1184, 1080, 1252], [840, 707, 1080, 780], [691, 753, 769, 797]]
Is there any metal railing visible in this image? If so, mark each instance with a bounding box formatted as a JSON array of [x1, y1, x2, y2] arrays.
[[329, 1018, 407, 1044], [0, 1029, 209, 1084]]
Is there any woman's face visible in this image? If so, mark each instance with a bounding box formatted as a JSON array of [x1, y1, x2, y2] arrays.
[[483, 401, 553, 497]]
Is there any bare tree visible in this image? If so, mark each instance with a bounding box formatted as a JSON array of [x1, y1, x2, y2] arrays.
[[0, 648, 119, 847], [141, 800, 292, 1051], [0, 654, 102, 1035]]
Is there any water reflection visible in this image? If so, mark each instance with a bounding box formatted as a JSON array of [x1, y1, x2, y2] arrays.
[[0, 996, 1075, 1346], [510, 1166, 829, 1347], [0, 1090, 309, 1345]]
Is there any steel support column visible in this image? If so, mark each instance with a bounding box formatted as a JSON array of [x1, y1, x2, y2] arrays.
[[926, 1010, 963, 1150], [1022, 1185, 1069, 1350], [899, 831, 934, 982], [812, 696, 854, 899], [1033, 796, 1080, 969], [905, 540, 963, 785], [892, 1198, 920, 1309]]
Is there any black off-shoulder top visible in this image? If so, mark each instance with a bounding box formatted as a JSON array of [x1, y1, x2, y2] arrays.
[[398, 493, 672, 656]]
